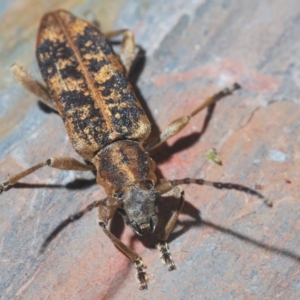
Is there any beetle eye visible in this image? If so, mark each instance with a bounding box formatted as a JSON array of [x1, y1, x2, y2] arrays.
[[145, 182, 153, 190], [114, 192, 124, 200]]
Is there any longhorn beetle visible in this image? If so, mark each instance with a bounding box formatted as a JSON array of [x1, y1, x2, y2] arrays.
[[1, 10, 270, 290]]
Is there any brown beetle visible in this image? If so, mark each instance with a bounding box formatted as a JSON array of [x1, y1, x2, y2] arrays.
[[1, 10, 269, 290]]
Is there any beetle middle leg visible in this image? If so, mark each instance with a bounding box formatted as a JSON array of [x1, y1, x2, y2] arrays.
[[98, 201, 148, 290], [0, 157, 95, 193]]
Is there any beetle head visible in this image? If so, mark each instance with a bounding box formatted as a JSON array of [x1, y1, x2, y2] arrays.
[[116, 182, 159, 235]]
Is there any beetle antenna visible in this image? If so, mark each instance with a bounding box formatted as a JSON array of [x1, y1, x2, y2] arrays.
[[169, 178, 272, 207]]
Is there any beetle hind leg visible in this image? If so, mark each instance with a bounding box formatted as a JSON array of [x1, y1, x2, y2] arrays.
[[11, 63, 57, 111], [145, 83, 241, 151]]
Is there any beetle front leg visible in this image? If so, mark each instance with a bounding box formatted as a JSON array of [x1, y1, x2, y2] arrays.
[[98, 202, 148, 290], [0, 157, 95, 193], [156, 183, 185, 271]]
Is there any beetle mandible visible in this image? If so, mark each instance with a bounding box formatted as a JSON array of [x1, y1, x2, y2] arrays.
[[1, 10, 269, 290]]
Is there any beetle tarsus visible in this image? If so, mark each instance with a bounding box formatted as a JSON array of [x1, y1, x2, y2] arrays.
[[158, 241, 176, 271], [0, 181, 9, 194], [134, 260, 148, 290]]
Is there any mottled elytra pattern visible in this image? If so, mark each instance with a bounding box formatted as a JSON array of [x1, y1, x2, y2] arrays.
[[36, 10, 150, 160]]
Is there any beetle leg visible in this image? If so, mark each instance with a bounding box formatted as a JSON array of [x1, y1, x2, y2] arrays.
[[81, 10, 101, 28], [11, 64, 56, 111], [98, 203, 148, 290], [0, 157, 95, 193], [155, 179, 181, 197], [104, 29, 136, 75], [157, 191, 185, 271], [145, 83, 241, 151], [120, 30, 136, 75]]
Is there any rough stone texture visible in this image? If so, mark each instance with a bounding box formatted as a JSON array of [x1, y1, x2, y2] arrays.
[[1, 0, 300, 299]]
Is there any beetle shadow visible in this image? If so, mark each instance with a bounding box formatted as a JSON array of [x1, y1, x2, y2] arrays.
[[11, 178, 96, 191], [109, 208, 126, 240], [37, 101, 58, 114], [125, 198, 300, 264]]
